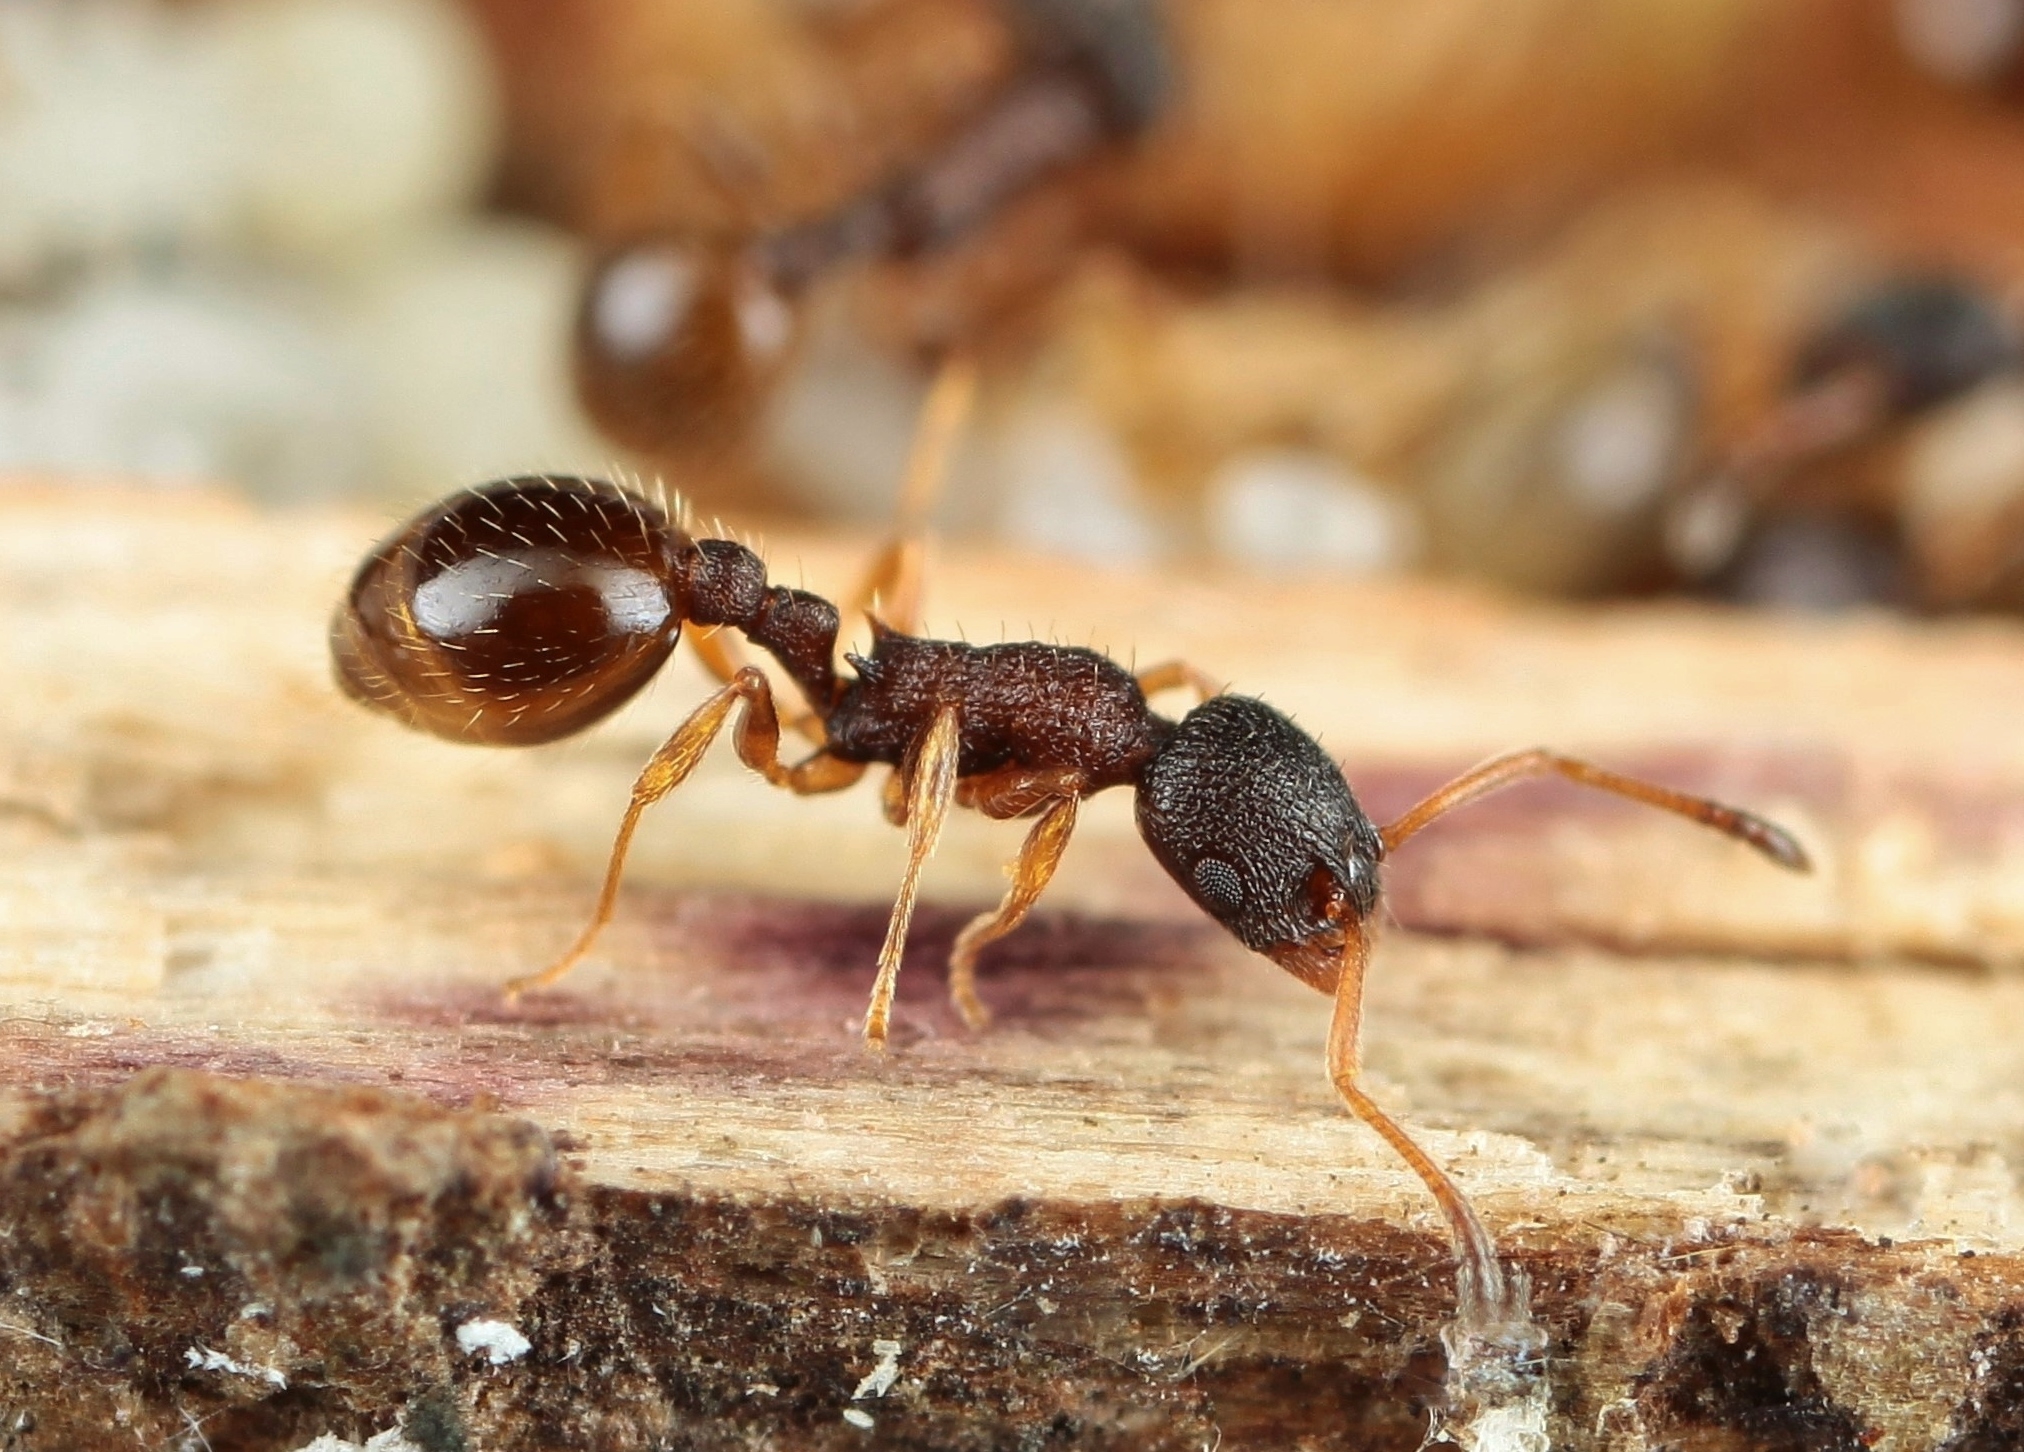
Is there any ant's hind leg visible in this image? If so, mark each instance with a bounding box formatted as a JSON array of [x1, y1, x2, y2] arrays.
[[863, 706, 962, 1049], [1134, 660, 1223, 704], [948, 794, 1080, 1031], [1379, 748, 1811, 870], [849, 355, 977, 636], [506, 667, 864, 1001], [1325, 922, 1507, 1322]]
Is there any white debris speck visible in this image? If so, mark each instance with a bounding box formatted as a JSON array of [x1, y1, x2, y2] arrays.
[[1450, 1398, 1551, 1452], [185, 1345, 286, 1388], [852, 1338, 902, 1400], [291, 1429, 425, 1452], [842, 1408, 876, 1430], [180, 1264, 204, 1278], [455, 1318, 531, 1365]]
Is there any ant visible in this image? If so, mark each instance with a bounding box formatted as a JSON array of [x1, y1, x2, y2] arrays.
[[330, 362, 1811, 1321], [576, 4, 1168, 458]]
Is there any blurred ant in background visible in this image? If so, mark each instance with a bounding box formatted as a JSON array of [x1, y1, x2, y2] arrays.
[[574, 0, 1170, 461], [1673, 273, 2024, 608], [543, 0, 2024, 617]]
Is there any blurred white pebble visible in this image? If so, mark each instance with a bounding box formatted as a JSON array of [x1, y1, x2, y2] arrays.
[[0, 268, 367, 497], [333, 221, 609, 503], [0, 0, 237, 281], [1554, 358, 1689, 518], [763, 308, 932, 524], [210, 0, 499, 258], [1904, 377, 2024, 525], [993, 402, 1162, 564], [0, 221, 604, 503], [1901, 377, 2024, 601], [0, 0, 497, 282], [1206, 449, 1418, 572]]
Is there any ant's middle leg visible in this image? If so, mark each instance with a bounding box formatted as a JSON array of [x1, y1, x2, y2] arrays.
[[1379, 748, 1811, 870], [1135, 660, 1223, 704], [863, 705, 963, 1049], [506, 667, 864, 1000]]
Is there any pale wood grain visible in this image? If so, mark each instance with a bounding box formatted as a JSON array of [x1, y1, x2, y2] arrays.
[[2, 485, 2022, 1449]]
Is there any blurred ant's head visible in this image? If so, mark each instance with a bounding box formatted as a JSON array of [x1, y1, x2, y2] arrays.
[[1134, 695, 1382, 992], [1794, 275, 2020, 417]]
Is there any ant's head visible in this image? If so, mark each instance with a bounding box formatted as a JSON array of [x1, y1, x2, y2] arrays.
[[1135, 695, 1383, 993], [331, 476, 685, 746]]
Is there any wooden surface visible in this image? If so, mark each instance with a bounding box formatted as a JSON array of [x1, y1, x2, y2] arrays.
[[2, 487, 2024, 1449]]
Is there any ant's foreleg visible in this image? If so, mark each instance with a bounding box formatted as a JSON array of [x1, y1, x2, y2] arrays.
[[687, 627, 829, 748], [506, 667, 863, 1001], [1134, 660, 1223, 704], [721, 665, 863, 793], [1325, 922, 1507, 1323], [944, 766, 1090, 1030], [864, 706, 962, 1049], [1379, 748, 1811, 870], [848, 355, 977, 636]]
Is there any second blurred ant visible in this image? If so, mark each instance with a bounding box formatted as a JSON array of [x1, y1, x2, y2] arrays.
[[330, 362, 1810, 1323], [575, 2, 1169, 459]]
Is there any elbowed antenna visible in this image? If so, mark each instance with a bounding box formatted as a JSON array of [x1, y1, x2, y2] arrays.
[[1377, 748, 1814, 871]]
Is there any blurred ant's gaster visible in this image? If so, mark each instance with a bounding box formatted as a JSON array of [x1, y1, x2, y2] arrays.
[[331, 363, 1810, 1320]]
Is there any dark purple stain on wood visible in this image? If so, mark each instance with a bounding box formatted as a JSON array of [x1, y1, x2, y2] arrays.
[[360, 882, 1214, 1053], [369, 891, 1225, 1043], [654, 892, 1222, 1027], [0, 893, 1226, 1117], [0, 1030, 375, 1095]]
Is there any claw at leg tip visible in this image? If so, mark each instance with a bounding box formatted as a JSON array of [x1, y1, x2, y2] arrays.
[[955, 997, 991, 1034], [1763, 824, 1813, 873]]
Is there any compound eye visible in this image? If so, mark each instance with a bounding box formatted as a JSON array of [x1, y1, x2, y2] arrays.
[[332, 476, 682, 746], [1190, 856, 1245, 918], [575, 238, 797, 455]]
